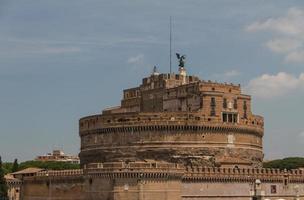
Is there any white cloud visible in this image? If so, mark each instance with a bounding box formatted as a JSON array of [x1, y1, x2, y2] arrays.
[[245, 72, 304, 99], [127, 54, 144, 65], [285, 50, 304, 63], [223, 70, 241, 77], [246, 7, 304, 63], [212, 69, 241, 81], [246, 7, 304, 36], [265, 38, 302, 53]]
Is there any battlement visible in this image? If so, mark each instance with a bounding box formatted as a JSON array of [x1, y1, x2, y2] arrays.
[[184, 167, 304, 183], [36, 169, 84, 177], [83, 162, 185, 180], [29, 165, 304, 184], [85, 161, 184, 170]]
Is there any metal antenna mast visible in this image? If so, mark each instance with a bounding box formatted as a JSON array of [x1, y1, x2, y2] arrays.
[[169, 16, 172, 74]]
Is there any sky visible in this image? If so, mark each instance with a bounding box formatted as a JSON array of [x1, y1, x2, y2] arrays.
[[1, 0, 304, 162]]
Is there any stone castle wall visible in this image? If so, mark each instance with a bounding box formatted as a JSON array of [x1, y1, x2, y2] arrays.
[[79, 112, 263, 167], [21, 164, 304, 200]]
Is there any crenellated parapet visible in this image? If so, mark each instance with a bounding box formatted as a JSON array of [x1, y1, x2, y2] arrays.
[[183, 166, 304, 183], [84, 162, 184, 181]]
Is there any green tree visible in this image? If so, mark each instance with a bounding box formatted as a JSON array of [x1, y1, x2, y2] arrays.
[[11, 159, 19, 173], [0, 156, 8, 199], [18, 160, 80, 171], [263, 157, 304, 170]]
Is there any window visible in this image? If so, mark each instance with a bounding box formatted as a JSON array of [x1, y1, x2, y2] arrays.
[[270, 185, 277, 194], [210, 97, 216, 116], [243, 101, 247, 119], [223, 113, 227, 122], [222, 112, 238, 123], [223, 98, 227, 109], [211, 97, 216, 106], [234, 99, 238, 109]]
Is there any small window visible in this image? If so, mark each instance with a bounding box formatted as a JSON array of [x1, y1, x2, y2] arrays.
[[243, 101, 247, 119], [233, 99, 238, 109], [223, 113, 227, 122], [223, 98, 227, 109], [228, 114, 233, 122], [211, 97, 216, 106], [271, 185, 277, 194]]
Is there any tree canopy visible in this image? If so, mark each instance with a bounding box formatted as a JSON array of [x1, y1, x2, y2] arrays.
[[11, 159, 18, 173], [18, 160, 80, 171], [3, 160, 79, 174], [0, 156, 8, 198], [263, 157, 304, 170]]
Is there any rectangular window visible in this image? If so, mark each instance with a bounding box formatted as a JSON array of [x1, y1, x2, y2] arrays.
[[243, 101, 247, 119], [270, 185, 277, 194], [222, 112, 238, 123], [228, 113, 233, 122], [210, 97, 216, 116], [211, 97, 216, 106], [234, 99, 238, 109], [223, 113, 227, 122], [223, 98, 227, 109]]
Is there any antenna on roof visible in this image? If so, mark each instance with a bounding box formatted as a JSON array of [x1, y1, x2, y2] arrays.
[[169, 16, 172, 74]]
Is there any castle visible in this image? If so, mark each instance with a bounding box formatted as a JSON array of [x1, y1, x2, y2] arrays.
[[20, 58, 304, 200]]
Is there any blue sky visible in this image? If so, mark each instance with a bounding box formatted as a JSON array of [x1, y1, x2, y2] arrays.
[[1, 0, 304, 162]]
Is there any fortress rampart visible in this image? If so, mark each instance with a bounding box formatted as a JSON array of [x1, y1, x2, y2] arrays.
[[22, 67, 304, 200], [22, 163, 304, 200]]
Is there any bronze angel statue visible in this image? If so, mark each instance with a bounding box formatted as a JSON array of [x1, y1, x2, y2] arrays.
[[176, 53, 186, 68]]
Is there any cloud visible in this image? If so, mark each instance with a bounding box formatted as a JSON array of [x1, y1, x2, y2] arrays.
[[246, 7, 304, 63], [246, 7, 304, 36], [285, 50, 304, 63], [39, 47, 81, 54], [265, 38, 302, 53], [127, 54, 144, 65], [223, 70, 241, 77], [212, 70, 241, 81], [245, 72, 304, 99]]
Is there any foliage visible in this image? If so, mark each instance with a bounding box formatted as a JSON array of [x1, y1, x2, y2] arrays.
[[0, 156, 8, 198], [263, 157, 304, 170], [2, 160, 79, 174], [11, 159, 18, 173], [18, 160, 80, 171], [1, 163, 12, 175]]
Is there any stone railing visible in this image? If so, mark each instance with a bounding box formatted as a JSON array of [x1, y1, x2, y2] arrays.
[[85, 162, 183, 170], [184, 167, 304, 183], [36, 169, 83, 177], [84, 162, 185, 179]]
